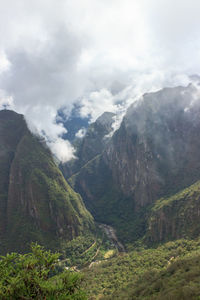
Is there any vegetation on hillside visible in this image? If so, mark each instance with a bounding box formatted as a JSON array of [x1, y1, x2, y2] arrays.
[[148, 180, 200, 242], [61, 229, 117, 269], [0, 110, 95, 254], [152, 180, 200, 211], [129, 253, 200, 300], [3, 110, 200, 300], [0, 243, 86, 299], [70, 154, 149, 246], [82, 238, 200, 299]]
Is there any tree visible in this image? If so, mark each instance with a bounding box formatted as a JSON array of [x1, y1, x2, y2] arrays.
[[0, 243, 87, 299]]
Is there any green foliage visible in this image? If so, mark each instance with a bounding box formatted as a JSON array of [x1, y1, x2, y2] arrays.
[[70, 154, 148, 245], [83, 238, 200, 299], [153, 180, 200, 211], [62, 234, 99, 267], [0, 243, 87, 299], [129, 253, 200, 299], [147, 180, 200, 242], [1, 130, 94, 254], [61, 229, 115, 268]]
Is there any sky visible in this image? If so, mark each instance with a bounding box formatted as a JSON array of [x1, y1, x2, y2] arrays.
[[0, 0, 200, 161]]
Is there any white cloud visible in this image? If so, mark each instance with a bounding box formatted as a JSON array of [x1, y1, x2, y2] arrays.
[[48, 138, 76, 163], [0, 51, 11, 74], [75, 128, 87, 139], [0, 89, 14, 110], [79, 89, 116, 122], [0, 0, 200, 160]]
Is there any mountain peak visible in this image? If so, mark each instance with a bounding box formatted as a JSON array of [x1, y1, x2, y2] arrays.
[[0, 109, 24, 120]]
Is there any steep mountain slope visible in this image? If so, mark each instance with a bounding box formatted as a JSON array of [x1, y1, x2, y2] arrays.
[[62, 112, 115, 178], [77, 111, 116, 166], [104, 84, 200, 206], [69, 84, 200, 243], [0, 110, 94, 253], [147, 180, 200, 242]]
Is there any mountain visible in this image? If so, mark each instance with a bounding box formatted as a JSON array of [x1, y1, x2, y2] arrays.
[[104, 84, 200, 206], [147, 180, 200, 242], [0, 110, 94, 254], [61, 111, 116, 178], [3, 86, 200, 298], [68, 84, 200, 243]]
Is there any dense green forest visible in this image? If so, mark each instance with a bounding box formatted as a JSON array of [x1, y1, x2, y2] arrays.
[[2, 239, 200, 299], [0, 243, 86, 299], [82, 238, 200, 299]]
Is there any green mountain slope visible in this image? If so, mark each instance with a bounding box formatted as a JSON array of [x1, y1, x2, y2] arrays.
[[147, 180, 200, 242], [0, 110, 94, 253]]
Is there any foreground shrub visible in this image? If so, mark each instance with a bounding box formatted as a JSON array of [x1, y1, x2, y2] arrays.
[[0, 243, 87, 299]]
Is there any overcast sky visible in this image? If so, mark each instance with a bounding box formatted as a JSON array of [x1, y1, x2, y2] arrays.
[[0, 0, 200, 161]]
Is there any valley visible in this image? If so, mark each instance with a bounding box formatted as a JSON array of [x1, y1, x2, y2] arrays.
[[2, 83, 200, 299], [62, 83, 200, 298], [1, 1, 200, 298]]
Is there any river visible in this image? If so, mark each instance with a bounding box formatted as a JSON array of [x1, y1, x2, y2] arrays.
[[99, 224, 125, 252]]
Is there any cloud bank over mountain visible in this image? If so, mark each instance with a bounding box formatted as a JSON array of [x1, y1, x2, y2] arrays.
[[0, 0, 200, 161]]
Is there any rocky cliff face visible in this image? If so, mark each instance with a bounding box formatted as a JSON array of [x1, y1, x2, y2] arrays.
[[0, 110, 27, 236], [62, 111, 116, 178], [76, 111, 116, 167], [104, 84, 200, 208], [147, 180, 200, 242], [69, 84, 200, 242], [0, 110, 94, 253]]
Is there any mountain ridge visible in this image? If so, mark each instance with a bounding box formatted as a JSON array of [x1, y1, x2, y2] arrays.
[[0, 109, 95, 254], [67, 83, 200, 244]]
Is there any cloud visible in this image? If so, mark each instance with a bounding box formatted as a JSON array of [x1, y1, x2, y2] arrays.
[[47, 138, 76, 163], [0, 89, 14, 110], [0, 0, 200, 161], [75, 128, 87, 139]]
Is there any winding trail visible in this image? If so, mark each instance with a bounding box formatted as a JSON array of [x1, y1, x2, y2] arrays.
[[82, 240, 96, 255]]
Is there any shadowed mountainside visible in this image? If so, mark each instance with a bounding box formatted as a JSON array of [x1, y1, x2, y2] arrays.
[[0, 110, 94, 253], [68, 84, 200, 243]]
